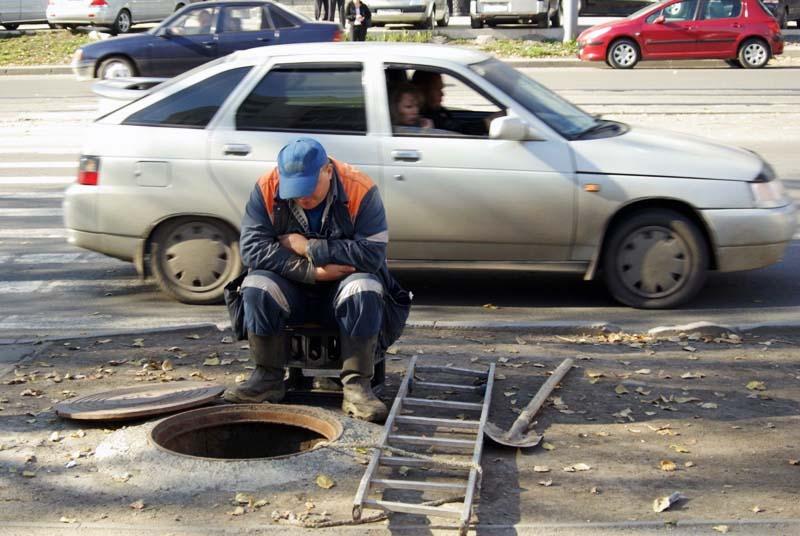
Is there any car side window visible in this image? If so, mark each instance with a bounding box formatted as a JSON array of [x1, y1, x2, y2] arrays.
[[123, 67, 251, 129], [385, 66, 505, 138], [169, 6, 218, 35], [220, 5, 269, 32], [701, 0, 741, 19], [657, 0, 699, 21], [236, 65, 367, 134], [268, 5, 298, 28]]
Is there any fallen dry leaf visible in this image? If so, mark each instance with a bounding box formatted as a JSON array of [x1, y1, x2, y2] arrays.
[[670, 445, 691, 454], [660, 460, 677, 472], [586, 370, 605, 379], [538, 479, 553, 487], [131, 338, 145, 348], [674, 397, 702, 404], [653, 492, 684, 513], [234, 374, 247, 384], [712, 525, 730, 534], [563, 463, 591, 472], [699, 402, 718, 409], [398, 466, 410, 477], [746, 381, 766, 391], [221, 336, 234, 344], [112, 472, 132, 483], [590, 486, 600, 495], [129, 500, 145, 510], [635, 369, 652, 375], [59, 516, 77, 524], [615, 384, 629, 395], [161, 359, 174, 372], [685, 461, 695, 468], [482, 303, 499, 310], [203, 357, 221, 366], [254, 499, 269, 508], [235, 493, 253, 505], [22, 471, 36, 478], [230, 506, 246, 516], [681, 372, 703, 379], [186, 334, 201, 340], [533, 465, 551, 473], [682, 345, 697, 353], [315, 474, 335, 489], [48, 432, 63, 442], [789, 459, 799, 466], [542, 442, 555, 451], [752, 506, 764, 513]]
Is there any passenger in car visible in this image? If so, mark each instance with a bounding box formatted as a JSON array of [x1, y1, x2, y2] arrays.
[[390, 84, 434, 132], [411, 70, 460, 131], [224, 138, 411, 423]]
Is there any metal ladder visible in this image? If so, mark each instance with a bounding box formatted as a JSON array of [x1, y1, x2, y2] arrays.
[[352, 355, 496, 535]]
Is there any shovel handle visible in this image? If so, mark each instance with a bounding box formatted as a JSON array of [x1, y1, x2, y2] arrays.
[[507, 357, 574, 437]]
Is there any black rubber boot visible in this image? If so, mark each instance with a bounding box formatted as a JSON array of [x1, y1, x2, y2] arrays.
[[340, 335, 387, 422], [223, 333, 287, 403]]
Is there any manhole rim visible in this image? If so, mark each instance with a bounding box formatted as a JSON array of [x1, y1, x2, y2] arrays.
[[149, 403, 344, 462]]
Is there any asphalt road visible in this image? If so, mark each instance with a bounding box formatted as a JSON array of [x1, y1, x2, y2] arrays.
[[1, 67, 799, 340]]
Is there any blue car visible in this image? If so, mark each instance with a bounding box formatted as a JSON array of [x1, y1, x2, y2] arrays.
[[72, 0, 342, 79]]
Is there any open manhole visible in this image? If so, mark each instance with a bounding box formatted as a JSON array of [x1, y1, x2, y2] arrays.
[[150, 404, 343, 460]]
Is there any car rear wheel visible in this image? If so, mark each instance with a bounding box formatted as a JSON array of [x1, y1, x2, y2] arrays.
[[438, 5, 450, 26], [538, 11, 550, 28], [470, 16, 483, 28], [98, 56, 136, 79], [738, 38, 769, 68], [607, 38, 640, 69], [602, 209, 708, 309], [2, 23, 19, 30], [150, 218, 242, 305], [111, 8, 131, 35], [422, 7, 435, 29]]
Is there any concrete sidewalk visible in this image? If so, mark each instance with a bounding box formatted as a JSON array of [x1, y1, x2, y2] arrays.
[[0, 325, 798, 534]]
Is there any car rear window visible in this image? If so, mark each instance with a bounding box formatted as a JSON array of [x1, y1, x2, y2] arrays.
[[122, 67, 251, 128], [235, 65, 367, 135]]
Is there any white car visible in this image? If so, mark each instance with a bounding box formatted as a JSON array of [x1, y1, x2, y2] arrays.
[[47, 0, 191, 33], [63, 43, 796, 308], [1, 0, 49, 29]]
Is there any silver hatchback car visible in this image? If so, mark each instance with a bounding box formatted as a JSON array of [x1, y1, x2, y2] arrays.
[[370, 0, 450, 28], [64, 43, 796, 308], [47, 0, 190, 33]]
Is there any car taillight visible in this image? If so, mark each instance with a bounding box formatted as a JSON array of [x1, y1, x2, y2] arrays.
[[78, 156, 100, 185], [332, 29, 342, 42], [90, 0, 107, 6]]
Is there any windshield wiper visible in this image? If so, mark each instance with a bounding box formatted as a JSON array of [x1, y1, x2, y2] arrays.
[[575, 120, 622, 140]]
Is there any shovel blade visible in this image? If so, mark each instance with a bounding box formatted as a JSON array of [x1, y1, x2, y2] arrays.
[[484, 421, 542, 448]]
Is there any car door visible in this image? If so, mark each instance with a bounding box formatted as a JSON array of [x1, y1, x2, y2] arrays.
[[379, 64, 575, 262], [21, 0, 43, 21], [640, 0, 700, 58], [208, 59, 381, 222], [147, 5, 220, 77], [693, 0, 743, 57], [216, 4, 278, 57], [1, 0, 21, 23]]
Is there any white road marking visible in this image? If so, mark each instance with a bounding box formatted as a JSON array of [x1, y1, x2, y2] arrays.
[[0, 208, 63, 217], [1, 278, 143, 294], [0, 176, 73, 185], [0, 228, 66, 238], [3, 253, 87, 264], [0, 161, 76, 169]]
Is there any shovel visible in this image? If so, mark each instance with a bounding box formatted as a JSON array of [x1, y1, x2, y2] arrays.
[[485, 357, 574, 448]]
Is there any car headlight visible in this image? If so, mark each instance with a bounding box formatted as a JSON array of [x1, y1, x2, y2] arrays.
[[71, 49, 83, 64], [749, 162, 788, 208]]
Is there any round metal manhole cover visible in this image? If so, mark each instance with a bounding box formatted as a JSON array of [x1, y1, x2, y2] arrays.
[[55, 382, 225, 421]]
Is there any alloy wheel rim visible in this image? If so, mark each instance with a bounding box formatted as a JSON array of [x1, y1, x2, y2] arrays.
[[613, 44, 636, 66], [103, 61, 132, 78], [161, 222, 234, 292], [615, 225, 690, 298], [118, 12, 131, 32], [743, 43, 767, 66]]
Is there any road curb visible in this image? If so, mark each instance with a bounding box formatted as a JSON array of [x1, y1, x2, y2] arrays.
[[0, 322, 225, 346], [0, 64, 73, 75]]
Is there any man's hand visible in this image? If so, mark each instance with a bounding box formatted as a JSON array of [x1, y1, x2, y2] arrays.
[[314, 264, 356, 282], [279, 233, 310, 256]]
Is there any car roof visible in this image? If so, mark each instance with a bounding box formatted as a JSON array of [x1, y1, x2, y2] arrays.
[[232, 42, 491, 65]]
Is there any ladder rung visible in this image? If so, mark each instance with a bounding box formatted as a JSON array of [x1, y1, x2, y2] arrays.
[[371, 479, 467, 492], [363, 499, 462, 519], [414, 381, 483, 392], [415, 365, 489, 379], [379, 455, 471, 471], [395, 415, 481, 429], [403, 397, 483, 411], [388, 434, 475, 448]]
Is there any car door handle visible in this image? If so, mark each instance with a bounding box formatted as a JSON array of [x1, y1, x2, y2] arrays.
[[257, 36, 272, 42], [223, 144, 251, 156], [731, 22, 742, 27], [201, 40, 216, 49], [391, 150, 421, 162]]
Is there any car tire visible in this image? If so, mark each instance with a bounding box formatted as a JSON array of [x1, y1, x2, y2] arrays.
[[110, 8, 132, 35], [97, 56, 136, 79], [423, 7, 435, 29], [738, 37, 769, 69], [602, 209, 708, 309], [2, 23, 19, 30], [725, 58, 743, 68], [470, 16, 483, 28], [150, 218, 242, 305], [538, 11, 550, 28], [552, 3, 561, 27], [777, 7, 787, 28], [438, 4, 450, 26], [175, 2, 185, 11], [607, 38, 640, 69]]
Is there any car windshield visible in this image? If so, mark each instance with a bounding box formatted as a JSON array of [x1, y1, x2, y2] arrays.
[[469, 58, 596, 140], [627, 0, 667, 18]]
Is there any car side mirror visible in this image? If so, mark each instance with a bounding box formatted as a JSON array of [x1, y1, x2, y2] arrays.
[[489, 116, 541, 141], [654, 15, 665, 24], [159, 27, 175, 38]]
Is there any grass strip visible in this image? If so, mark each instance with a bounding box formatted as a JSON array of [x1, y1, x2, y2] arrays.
[[0, 30, 92, 66]]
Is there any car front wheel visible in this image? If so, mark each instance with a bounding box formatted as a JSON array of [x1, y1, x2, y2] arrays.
[[470, 16, 483, 28], [150, 218, 242, 305], [98, 56, 136, 79], [602, 209, 708, 309], [738, 38, 769, 68], [438, 5, 449, 26], [607, 38, 640, 69]]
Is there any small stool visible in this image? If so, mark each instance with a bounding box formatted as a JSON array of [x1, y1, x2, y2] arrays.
[[283, 324, 385, 393]]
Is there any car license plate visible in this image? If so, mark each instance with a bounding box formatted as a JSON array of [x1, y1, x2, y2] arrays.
[[379, 9, 402, 14], [482, 3, 509, 12]]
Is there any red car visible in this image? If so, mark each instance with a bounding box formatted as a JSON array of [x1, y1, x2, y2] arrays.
[[577, 0, 784, 68]]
